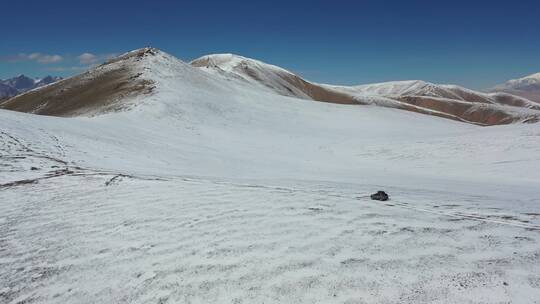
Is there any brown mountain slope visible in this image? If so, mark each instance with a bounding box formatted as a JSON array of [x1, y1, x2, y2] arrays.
[[492, 89, 540, 104], [0, 48, 155, 117]]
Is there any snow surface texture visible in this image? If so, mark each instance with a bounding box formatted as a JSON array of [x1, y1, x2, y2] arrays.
[[1, 48, 540, 303]]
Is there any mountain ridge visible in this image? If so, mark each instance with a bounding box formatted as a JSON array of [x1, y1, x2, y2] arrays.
[[2, 47, 539, 125], [192, 53, 540, 125]]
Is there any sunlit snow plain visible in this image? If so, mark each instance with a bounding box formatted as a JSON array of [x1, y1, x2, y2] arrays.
[[1, 52, 540, 303]]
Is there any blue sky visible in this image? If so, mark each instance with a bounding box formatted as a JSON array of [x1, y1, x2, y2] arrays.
[[1, 0, 539, 89]]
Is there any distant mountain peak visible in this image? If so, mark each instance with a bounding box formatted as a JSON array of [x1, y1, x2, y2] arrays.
[[493, 72, 540, 91], [522, 72, 540, 80], [0, 74, 62, 100], [490, 72, 540, 103]]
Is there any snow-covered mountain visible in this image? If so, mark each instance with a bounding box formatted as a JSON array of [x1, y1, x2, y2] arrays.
[[493, 72, 540, 91], [192, 54, 540, 125], [34, 75, 63, 87], [1, 47, 540, 303], [0, 74, 62, 100], [491, 72, 540, 103], [191, 54, 357, 104], [0, 83, 18, 100], [3, 75, 36, 91]]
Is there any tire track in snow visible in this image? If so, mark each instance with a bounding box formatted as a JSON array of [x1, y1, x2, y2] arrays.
[[188, 178, 540, 231]]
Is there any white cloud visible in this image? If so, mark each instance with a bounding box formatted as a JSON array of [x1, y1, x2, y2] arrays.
[[105, 53, 119, 60], [28, 53, 41, 60], [78, 52, 119, 65], [0, 53, 63, 64], [35, 54, 63, 64], [46, 66, 88, 72], [78, 53, 99, 65], [1, 51, 120, 67]]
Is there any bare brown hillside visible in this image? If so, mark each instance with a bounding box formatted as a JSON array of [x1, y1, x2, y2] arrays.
[[0, 48, 156, 117]]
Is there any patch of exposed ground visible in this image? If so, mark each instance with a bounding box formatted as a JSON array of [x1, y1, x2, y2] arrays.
[[496, 89, 540, 104], [395, 96, 528, 125]]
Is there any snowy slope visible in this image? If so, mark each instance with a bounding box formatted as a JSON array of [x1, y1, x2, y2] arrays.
[[4, 48, 539, 190], [1, 48, 540, 303], [191, 53, 311, 98], [191, 54, 359, 105]]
